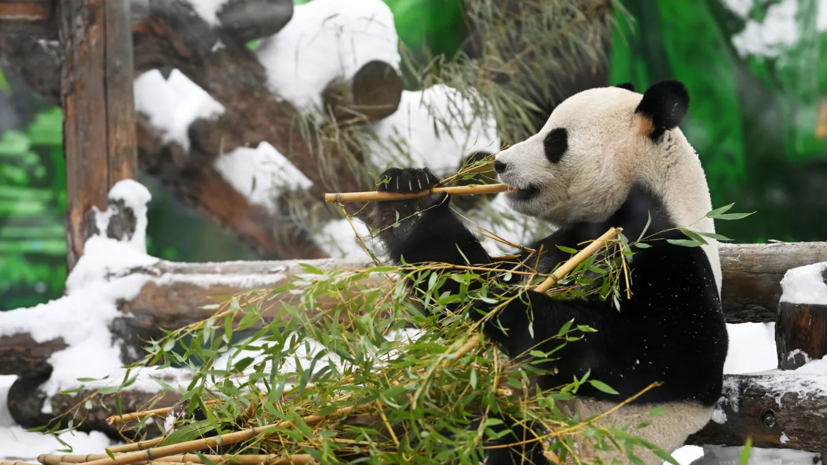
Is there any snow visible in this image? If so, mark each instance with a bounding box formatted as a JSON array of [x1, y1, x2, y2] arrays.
[[1, 376, 114, 462], [0, 181, 191, 406], [780, 433, 790, 444], [724, 322, 778, 374], [694, 446, 820, 465], [819, 0, 827, 32], [365, 85, 501, 176], [134, 69, 225, 151], [255, 0, 400, 114], [312, 217, 381, 261], [188, 0, 228, 26], [780, 262, 827, 305], [213, 142, 313, 212], [722, 0, 754, 18], [730, 0, 800, 58]]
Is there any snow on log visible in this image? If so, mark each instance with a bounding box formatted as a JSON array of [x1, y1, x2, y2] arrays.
[[776, 263, 827, 370], [720, 242, 827, 323], [3, 242, 826, 379], [688, 372, 827, 452], [322, 60, 404, 123]]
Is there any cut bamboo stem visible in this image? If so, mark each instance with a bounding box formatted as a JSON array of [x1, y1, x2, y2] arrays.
[[324, 184, 516, 204], [106, 438, 164, 454], [444, 227, 622, 366], [534, 227, 623, 293], [44, 455, 313, 465], [82, 405, 370, 465]]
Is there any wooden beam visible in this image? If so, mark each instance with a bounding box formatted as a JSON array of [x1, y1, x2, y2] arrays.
[[3, 242, 827, 378], [0, 1, 52, 21], [687, 373, 827, 453], [59, 0, 137, 271], [720, 242, 827, 323]]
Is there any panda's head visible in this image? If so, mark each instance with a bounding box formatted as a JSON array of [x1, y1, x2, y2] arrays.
[[494, 80, 702, 227]]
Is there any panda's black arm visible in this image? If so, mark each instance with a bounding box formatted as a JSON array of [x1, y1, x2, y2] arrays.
[[368, 168, 499, 313]]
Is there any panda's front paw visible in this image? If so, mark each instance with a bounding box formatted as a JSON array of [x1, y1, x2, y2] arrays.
[[378, 167, 440, 194], [367, 167, 448, 234]]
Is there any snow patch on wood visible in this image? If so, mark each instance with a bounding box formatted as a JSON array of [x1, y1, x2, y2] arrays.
[[365, 85, 501, 176], [255, 0, 400, 113], [780, 262, 827, 305], [134, 69, 225, 151], [213, 141, 312, 212]]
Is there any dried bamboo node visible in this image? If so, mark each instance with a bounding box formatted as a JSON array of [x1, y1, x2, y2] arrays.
[[324, 184, 516, 204]]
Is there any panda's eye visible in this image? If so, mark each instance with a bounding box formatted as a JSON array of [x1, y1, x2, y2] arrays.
[[544, 128, 568, 163]]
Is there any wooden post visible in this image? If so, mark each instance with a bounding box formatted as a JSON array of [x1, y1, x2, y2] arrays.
[[59, 0, 137, 271], [776, 266, 827, 370]]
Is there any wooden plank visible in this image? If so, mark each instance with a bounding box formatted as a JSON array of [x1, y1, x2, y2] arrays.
[[104, 0, 137, 182], [720, 242, 827, 323], [59, 0, 137, 271], [687, 373, 827, 453], [0, 1, 52, 21]]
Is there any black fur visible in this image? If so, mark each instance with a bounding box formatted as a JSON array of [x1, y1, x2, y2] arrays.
[[543, 128, 568, 164], [613, 82, 636, 92], [368, 169, 727, 465], [635, 80, 690, 141]]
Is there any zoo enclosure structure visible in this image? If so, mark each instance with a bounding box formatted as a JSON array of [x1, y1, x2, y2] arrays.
[[1, 0, 827, 459]]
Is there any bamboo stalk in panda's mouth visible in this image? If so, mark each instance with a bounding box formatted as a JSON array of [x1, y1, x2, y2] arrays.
[[324, 184, 517, 204]]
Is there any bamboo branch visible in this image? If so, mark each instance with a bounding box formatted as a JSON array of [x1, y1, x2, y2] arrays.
[[39, 455, 313, 465], [443, 227, 623, 367], [82, 405, 372, 465], [324, 184, 516, 204], [106, 439, 164, 454]]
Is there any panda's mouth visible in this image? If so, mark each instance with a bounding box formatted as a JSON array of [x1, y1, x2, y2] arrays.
[[507, 184, 540, 201]]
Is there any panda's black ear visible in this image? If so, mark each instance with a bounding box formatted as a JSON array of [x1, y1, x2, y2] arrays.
[[634, 79, 689, 141], [613, 82, 635, 92]]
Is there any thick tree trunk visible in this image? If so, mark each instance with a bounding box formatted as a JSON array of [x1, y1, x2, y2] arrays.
[[59, 0, 138, 270]]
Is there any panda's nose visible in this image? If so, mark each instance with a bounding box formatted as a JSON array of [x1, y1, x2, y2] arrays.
[[494, 160, 508, 174]]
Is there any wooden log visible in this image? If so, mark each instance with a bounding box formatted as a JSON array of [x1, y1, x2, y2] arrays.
[[687, 373, 827, 453], [59, 0, 138, 271], [720, 242, 827, 323], [322, 60, 404, 123], [0, 0, 52, 21], [2, 242, 827, 377], [775, 266, 827, 370], [215, 0, 294, 43]]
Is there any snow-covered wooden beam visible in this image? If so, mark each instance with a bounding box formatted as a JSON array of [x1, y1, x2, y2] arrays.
[[687, 373, 827, 453], [2, 241, 825, 379]]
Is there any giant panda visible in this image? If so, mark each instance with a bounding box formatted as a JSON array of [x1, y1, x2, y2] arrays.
[[367, 80, 728, 465]]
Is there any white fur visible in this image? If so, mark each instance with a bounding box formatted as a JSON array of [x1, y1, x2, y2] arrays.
[[495, 86, 722, 293], [557, 399, 712, 465]]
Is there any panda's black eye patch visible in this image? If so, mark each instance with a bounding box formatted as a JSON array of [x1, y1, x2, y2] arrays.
[[543, 128, 568, 163]]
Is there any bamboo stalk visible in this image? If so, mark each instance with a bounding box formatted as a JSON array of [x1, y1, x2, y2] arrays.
[[324, 184, 516, 204], [82, 405, 371, 465], [534, 227, 623, 293], [106, 403, 193, 425], [106, 438, 164, 454], [47, 455, 313, 465], [1, 462, 41, 465], [443, 227, 622, 366]]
